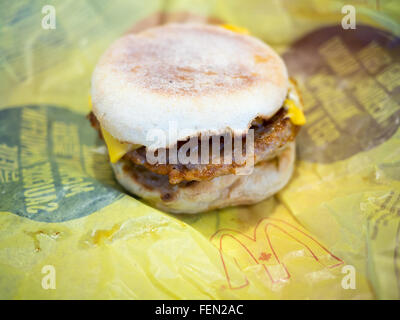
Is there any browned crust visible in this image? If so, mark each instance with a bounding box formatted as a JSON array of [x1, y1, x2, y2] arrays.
[[97, 24, 286, 97]]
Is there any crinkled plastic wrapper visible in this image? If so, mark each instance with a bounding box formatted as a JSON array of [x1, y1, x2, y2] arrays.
[[1, 0, 399, 299]]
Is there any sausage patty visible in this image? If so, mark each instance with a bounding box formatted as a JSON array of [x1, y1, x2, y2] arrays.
[[88, 107, 299, 184]]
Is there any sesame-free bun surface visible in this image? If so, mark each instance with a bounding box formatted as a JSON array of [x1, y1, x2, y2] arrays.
[[112, 143, 295, 214], [91, 23, 289, 149]]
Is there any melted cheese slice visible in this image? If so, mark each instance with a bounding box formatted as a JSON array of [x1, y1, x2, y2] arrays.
[[89, 95, 140, 163], [100, 126, 138, 163], [220, 24, 249, 35], [285, 99, 306, 126]]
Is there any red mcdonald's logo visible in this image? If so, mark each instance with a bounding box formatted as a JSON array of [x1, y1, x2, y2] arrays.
[[210, 218, 344, 289]]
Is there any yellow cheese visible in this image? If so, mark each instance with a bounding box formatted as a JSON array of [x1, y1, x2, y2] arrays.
[[285, 99, 306, 126], [220, 24, 249, 35], [88, 94, 139, 163], [100, 126, 136, 163]]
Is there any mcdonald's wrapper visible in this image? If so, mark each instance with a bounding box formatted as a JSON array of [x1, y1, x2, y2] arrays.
[[1, 0, 399, 299]]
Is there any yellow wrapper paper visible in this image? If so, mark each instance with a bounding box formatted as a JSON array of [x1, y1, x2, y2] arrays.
[[1, 0, 399, 299]]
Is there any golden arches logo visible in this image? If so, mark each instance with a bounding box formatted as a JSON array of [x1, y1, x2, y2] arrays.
[[210, 218, 344, 289]]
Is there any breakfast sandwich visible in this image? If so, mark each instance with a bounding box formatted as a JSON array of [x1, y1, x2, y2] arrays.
[[88, 23, 305, 213]]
